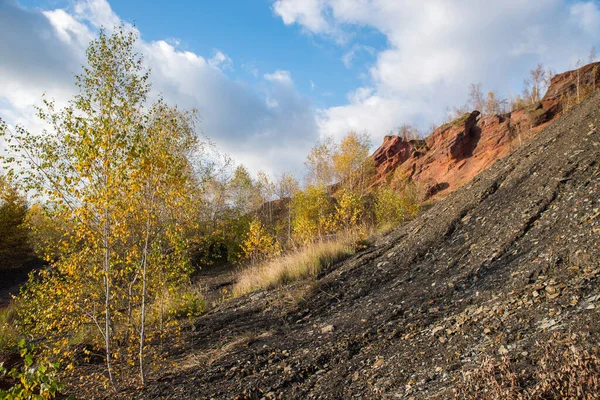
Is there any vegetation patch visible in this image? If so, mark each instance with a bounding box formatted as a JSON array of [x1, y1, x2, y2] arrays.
[[455, 333, 600, 400], [0, 301, 20, 351], [234, 239, 355, 295]]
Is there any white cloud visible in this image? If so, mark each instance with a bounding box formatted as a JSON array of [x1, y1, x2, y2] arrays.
[[264, 70, 293, 85], [272, 0, 330, 34], [0, 0, 319, 177], [273, 0, 600, 143], [208, 50, 233, 70], [73, 0, 121, 28], [342, 44, 374, 68], [3, 0, 599, 179]]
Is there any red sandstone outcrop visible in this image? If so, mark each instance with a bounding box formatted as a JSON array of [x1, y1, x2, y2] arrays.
[[370, 61, 600, 197]]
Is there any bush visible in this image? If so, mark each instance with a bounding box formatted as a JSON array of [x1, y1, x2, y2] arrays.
[[0, 340, 64, 399], [23, 204, 66, 263], [160, 286, 207, 320], [291, 185, 336, 244], [374, 184, 420, 228], [241, 219, 281, 266], [0, 301, 20, 351]]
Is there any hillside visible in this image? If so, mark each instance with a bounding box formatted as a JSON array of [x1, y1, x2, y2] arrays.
[[102, 84, 600, 399]]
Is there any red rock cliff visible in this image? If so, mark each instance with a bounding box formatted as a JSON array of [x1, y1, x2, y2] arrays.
[[370, 61, 600, 197]]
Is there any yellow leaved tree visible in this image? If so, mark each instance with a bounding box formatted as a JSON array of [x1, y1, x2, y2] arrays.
[[291, 184, 335, 244], [241, 218, 281, 265], [332, 131, 374, 196], [0, 27, 199, 391]]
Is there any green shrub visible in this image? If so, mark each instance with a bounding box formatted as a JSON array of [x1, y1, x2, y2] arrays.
[[0, 340, 64, 399], [166, 287, 207, 320]]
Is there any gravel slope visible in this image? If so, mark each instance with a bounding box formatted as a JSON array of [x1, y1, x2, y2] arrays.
[[111, 92, 600, 399]]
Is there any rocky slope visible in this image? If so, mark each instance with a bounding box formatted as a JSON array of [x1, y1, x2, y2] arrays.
[[102, 82, 600, 399], [370, 62, 600, 198]]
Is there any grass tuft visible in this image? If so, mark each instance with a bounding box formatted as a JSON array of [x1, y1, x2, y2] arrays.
[[233, 239, 354, 296], [0, 300, 21, 350]]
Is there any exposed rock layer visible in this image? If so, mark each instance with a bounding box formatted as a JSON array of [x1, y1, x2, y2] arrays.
[[370, 62, 600, 197]]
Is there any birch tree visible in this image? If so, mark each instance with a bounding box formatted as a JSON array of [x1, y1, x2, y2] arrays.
[[1, 27, 199, 390]]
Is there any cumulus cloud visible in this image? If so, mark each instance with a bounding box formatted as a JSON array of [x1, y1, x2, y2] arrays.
[[273, 0, 600, 144], [0, 0, 319, 177], [273, 0, 330, 34], [3, 0, 599, 178]]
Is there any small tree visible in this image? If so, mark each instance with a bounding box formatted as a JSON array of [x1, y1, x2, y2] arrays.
[[256, 170, 275, 225], [291, 185, 334, 244], [374, 186, 406, 226], [0, 175, 30, 269], [509, 93, 527, 111], [468, 83, 485, 112], [274, 172, 299, 243], [484, 91, 502, 115], [241, 218, 281, 265], [1, 27, 199, 390], [576, 59, 583, 103], [305, 137, 336, 187], [524, 63, 547, 104], [332, 131, 374, 196], [395, 124, 421, 141], [230, 165, 260, 216], [334, 188, 367, 232]]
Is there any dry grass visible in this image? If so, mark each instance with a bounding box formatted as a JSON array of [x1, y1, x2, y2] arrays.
[[0, 300, 21, 350], [178, 331, 273, 371], [233, 239, 354, 296], [455, 332, 600, 399]]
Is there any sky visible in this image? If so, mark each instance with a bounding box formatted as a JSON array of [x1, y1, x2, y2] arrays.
[[1, 0, 599, 178]]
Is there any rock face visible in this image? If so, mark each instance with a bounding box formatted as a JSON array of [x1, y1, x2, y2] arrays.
[[370, 135, 428, 186], [370, 61, 600, 197], [543, 61, 600, 115]]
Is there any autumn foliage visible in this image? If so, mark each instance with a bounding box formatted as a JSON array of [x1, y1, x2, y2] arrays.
[[0, 24, 425, 397]]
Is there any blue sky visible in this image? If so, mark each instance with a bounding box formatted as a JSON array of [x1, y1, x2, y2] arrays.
[[1, 0, 600, 177], [18, 0, 387, 108], [106, 0, 386, 108]]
